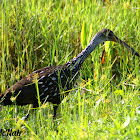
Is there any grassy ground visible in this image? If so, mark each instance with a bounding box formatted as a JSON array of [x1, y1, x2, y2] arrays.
[[0, 0, 140, 139]]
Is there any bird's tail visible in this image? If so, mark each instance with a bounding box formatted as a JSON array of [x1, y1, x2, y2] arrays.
[[0, 92, 13, 105]]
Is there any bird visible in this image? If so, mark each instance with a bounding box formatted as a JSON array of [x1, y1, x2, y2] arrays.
[[0, 29, 139, 119]]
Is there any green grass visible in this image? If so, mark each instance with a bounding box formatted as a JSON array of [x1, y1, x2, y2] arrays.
[[0, 0, 140, 139]]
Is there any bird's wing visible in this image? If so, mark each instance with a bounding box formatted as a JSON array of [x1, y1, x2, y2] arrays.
[[3, 64, 68, 94]]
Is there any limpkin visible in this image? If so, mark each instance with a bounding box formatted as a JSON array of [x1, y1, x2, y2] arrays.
[[0, 29, 139, 118]]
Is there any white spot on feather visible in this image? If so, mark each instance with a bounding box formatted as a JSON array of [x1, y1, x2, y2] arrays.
[[48, 74, 52, 77], [49, 82, 53, 85], [41, 75, 45, 79], [32, 71, 37, 73], [41, 85, 45, 88], [53, 93, 57, 96], [44, 87, 48, 92], [40, 92, 44, 96], [52, 77, 56, 80], [39, 75, 45, 81], [55, 87, 57, 92], [40, 71, 44, 74], [38, 82, 43, 84]]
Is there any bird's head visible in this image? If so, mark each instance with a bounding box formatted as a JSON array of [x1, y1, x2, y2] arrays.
[[98, 29, 118, 42], [96, 29, 139, 57]]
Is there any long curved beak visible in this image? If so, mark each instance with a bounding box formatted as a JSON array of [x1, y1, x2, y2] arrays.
[[113, 36, 139, 57]]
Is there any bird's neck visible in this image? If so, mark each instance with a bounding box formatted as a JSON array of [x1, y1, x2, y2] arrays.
[[71, 34, 105, 69]]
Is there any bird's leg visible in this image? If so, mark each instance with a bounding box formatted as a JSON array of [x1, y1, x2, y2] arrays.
[[21, 104, 31, 121], [25, 108, 30, 119], [53, 105, 58, 118], [21, 112, 29, 121]]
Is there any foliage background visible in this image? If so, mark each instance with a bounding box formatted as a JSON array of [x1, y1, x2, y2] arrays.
[[0, 0, 139, 139]]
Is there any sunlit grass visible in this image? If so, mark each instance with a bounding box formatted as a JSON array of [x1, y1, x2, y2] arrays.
[[0, 0, 139, 139]]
